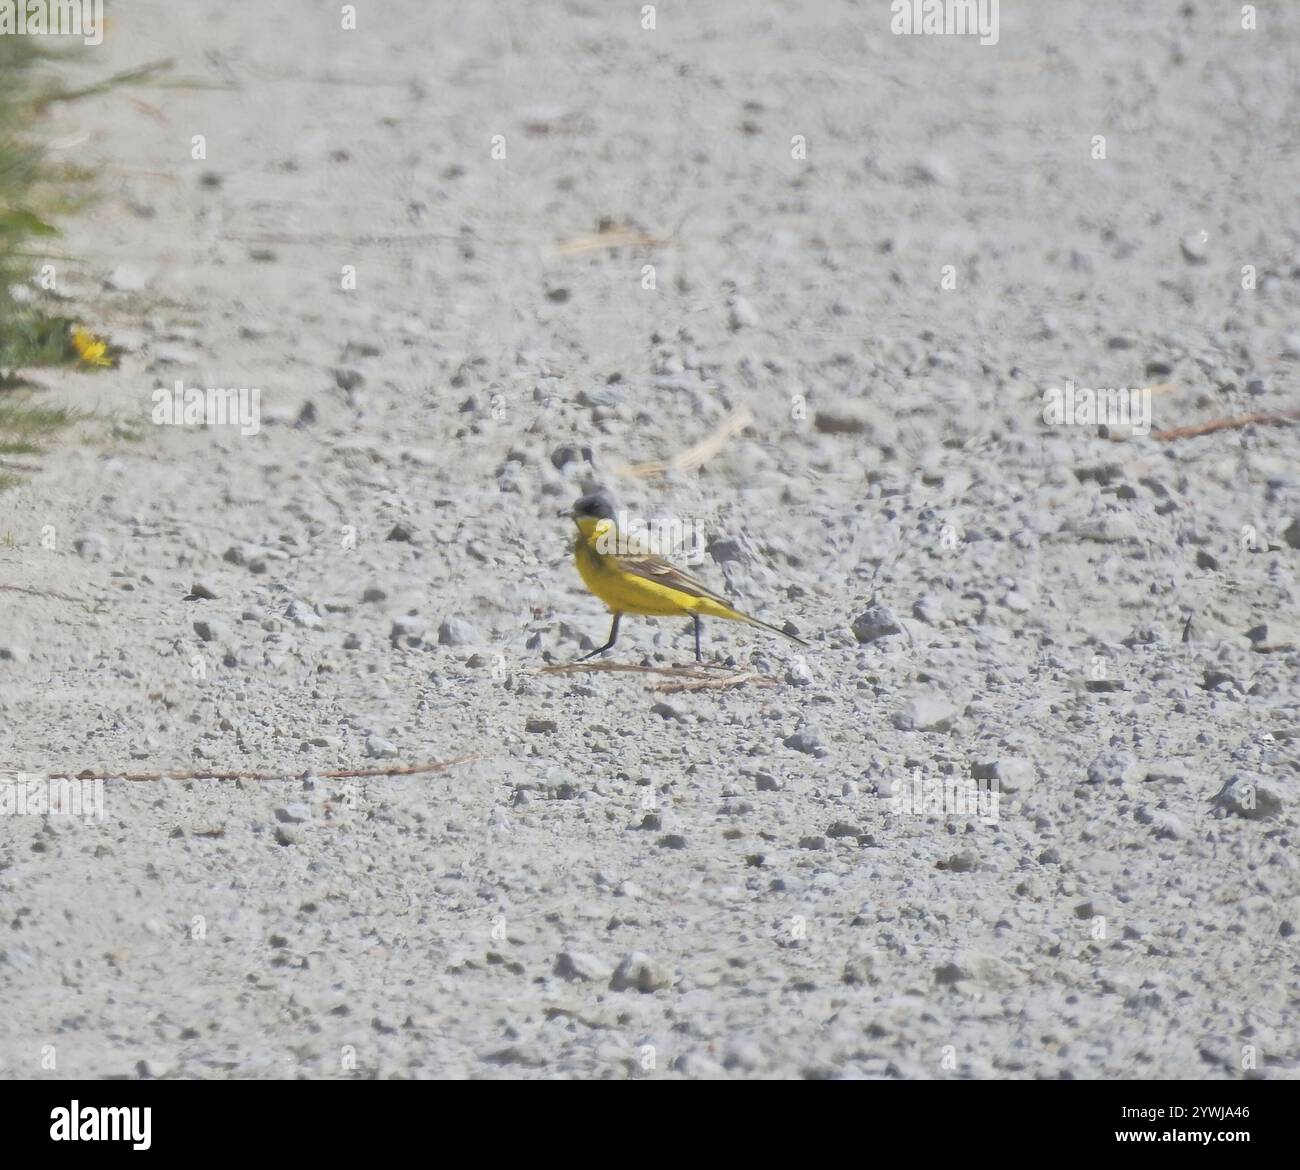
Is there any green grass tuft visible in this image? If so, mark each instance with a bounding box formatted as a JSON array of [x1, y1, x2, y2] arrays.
[[0, 41, 112, 489], [0, 399, 81, 461], [0, 41, 175, 490]]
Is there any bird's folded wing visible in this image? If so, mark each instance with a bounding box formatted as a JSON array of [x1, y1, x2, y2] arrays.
[[615, 555, 734, 607]]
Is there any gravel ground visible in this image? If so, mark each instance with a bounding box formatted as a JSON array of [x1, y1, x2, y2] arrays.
[[1, 1, 1297, 1079]]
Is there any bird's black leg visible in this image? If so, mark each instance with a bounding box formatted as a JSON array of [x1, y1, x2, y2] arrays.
[[692, 614, 703, 662], [579, 612, 621, 660]]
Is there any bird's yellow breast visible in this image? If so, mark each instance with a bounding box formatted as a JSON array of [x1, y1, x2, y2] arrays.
[[574, 537, 707, 617]]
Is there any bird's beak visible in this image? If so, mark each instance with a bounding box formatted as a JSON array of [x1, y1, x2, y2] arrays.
[[557, 507, 573, 519]]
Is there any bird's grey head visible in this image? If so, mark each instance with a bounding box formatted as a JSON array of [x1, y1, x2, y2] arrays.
[[572, 493, 616, 521]]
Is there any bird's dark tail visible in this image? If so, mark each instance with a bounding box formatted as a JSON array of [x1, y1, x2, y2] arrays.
[[742, 613, 809, 648]]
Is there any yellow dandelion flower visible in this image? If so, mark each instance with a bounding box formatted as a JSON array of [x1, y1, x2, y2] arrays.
[[71, 326, 114, 368]]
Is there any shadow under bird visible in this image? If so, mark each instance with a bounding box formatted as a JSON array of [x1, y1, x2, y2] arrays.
[[567, 492, 808, 662]]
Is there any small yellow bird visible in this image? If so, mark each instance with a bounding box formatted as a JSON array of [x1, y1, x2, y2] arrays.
[[568, 492, 808, 662]]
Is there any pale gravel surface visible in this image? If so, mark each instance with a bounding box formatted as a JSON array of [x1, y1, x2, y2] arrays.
[[1, 1, 1298, 1079]]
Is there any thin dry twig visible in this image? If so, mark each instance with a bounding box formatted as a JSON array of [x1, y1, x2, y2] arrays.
[[223, 230, 468, 247], [38, 757, 475, 783], [650, 671, 776, 694], [1153, 408, 1300, 442], [127, 96, 166, 122], [619, 406, 754, 478], [0, 584, 85, 603], [550, 227, 670, 257], [541, 662, 713, 679]]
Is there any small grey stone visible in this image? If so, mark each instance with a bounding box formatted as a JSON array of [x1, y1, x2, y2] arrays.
[[784, 659, 814, 686], [934, 961, 968, 985], [438, 617, 481, 646], [1180, 230, 1210, 264], [73, 531, 111, 560], [971, 757, 1035, 793], [1065, 513, 1141, 543], [1073, 899, 1113, 921], [674, 1052, 727, 1077], [955, 951, 1024, 991], [275, 803, 311, 824], [390, 616, 427, 646], [912, 595, 942, 623], [909, 153, 953, 185], [1135, 806, 1186, 839], [554, 951, 613, 983], [783, 730, 829, 757], [814, 410, 869, 435], [727, 295, 760, 331], [892, 695, 959, 733], [0, 948, 36, 971], [550, 444, 585, 471], [1202, 668, 1238, 692], [708, 538, 747, 565], [577, 384, 623, 410], [365, 734, 399, 759], [483, 1044, 548, 1068], [609, 952, 674, 993], [285, 600, 323, 629], [1000, 590, 1032, 614], [721, 1039, 764, 1072], [1085, 677, 1127, 693], [153, 342, 200, 365], [851, 604, 904, 643], [193, 619, 228, 643], [1213, 772, 1283, 820], [1086, 751, 1141, 786], [842, 953, 878, 985], [105, 263, 151, 292]]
